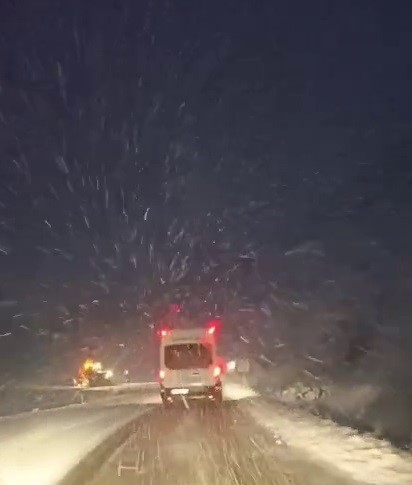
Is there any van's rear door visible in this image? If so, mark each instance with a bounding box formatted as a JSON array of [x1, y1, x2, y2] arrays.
[[163, 342, 214, 388]]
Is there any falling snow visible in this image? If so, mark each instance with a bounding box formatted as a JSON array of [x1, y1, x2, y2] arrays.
[[0, 1, 411, 483]]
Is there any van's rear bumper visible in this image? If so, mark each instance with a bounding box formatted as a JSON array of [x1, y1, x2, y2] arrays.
[[160, 382, 222, 401]]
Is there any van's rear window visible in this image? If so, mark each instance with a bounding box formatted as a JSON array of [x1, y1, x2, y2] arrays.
[[164, 343, 212, 369]]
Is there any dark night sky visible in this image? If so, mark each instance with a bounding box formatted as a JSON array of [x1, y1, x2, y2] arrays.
[[0, 0, 412, 337]]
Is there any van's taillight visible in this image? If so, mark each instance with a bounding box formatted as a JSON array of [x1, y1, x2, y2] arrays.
[[159, 370, 165, 380], [213, 366, 221, 378], [157, 327, 169, 337], [206, 318, 221, 336]]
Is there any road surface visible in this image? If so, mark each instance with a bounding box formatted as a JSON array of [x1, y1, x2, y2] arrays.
[[0, 381, 411, 485], [86, 400, 359, 485], [0, 396, 155, 485]]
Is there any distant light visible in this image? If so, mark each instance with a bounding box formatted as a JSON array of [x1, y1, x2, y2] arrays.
[[213, 366, 221, 377], [227, 360, 236, 371], [105, 369, 113, 379], [207, 326, 215, 335], [159, 369, 165, 380], [83, 358, 94, 370]]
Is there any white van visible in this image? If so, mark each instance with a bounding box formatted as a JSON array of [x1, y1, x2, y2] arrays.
[[158, 326, 223, 406]]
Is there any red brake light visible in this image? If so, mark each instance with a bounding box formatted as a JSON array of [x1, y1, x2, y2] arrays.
[[206, 318, 221, 336], [159, 370, 165, 380], [157, 327, 169, 337], [213, 366, 221, 378]]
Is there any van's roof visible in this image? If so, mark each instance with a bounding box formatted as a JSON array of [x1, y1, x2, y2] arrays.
[[161, 327, 214, 344]]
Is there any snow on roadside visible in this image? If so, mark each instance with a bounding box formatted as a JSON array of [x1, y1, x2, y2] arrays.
[[0, 404, 152, 485], [245, 398, 412, 485]]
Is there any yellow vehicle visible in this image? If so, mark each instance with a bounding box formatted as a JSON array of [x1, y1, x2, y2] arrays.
[[75, 358, 113, 388]]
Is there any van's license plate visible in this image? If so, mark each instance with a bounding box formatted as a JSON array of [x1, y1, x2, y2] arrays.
[[171, 388, 189, 395]]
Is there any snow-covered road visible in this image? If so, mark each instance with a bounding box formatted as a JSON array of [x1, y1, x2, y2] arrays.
[[0, 381, 411, 485], [88, 398, 357, 485], [0, 399, 152, 485]]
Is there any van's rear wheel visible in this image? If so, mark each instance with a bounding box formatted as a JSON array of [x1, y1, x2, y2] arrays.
[[213, 389, 223, 406], [161, 394, 173, 409]]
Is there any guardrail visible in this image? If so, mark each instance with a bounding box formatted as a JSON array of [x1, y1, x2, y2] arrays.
[[0, 382, 160, 418]]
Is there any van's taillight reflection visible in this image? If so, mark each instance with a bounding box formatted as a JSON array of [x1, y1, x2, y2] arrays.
[[159, 370, 165, 380], [213, 366, 221, 378]]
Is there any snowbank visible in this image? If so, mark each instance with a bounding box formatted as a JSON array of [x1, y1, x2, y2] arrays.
[[245, 398, 412, 485], [246, 353, 412, 448]]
